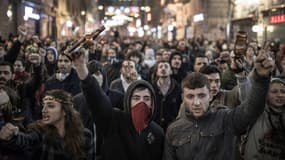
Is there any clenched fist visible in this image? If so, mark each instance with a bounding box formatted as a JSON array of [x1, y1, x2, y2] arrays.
[[254, 49, 274, 77]]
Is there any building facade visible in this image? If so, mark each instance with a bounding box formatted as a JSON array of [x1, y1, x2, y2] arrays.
[[159, 0, 229, 41]]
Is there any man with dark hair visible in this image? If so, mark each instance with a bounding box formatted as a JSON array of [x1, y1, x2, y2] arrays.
[[0, 52, 43, 121], [199, 65, 248, 110], [45, 53, 81, 96], [163, 50, 274, 160], [110, 60, 141, 94], [152, 61, 182, 130], [127, 50, 149, 80], [103, 48, 122, 85], [193, 55, 209, 72], [178, 64, 249, 118], [169, 51, 187, 84]]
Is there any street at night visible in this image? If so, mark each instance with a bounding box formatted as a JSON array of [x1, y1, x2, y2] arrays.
[[0, 0, 285, 160]]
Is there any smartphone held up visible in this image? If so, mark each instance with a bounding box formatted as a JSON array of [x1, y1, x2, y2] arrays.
[[234, 31, 248, 58]]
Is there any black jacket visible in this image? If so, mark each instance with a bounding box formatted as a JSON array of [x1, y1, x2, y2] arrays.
[[81, 75, 164, 160], [109, 78, 125, 94], [163, 71, 270, 160], [73, 88, 124, 131], [45, 69, 81, 96], [152, 78, 182, 130]]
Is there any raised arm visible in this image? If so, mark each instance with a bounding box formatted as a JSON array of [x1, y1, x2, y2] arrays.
[[4, 26, 27, 63], [72, 48, 113, 133], [23, 54, 44, 97], [226, 50, 274, 134]]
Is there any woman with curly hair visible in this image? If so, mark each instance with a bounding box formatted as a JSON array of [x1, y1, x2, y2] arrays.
[[0, 89, 95, 160]]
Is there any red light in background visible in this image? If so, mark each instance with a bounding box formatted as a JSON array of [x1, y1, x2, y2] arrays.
[[270, 14, 285, 23]]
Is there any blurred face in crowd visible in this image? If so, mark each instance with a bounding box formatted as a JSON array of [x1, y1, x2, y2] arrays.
[[183, 85, 211, 118], [135, 43, 143, 51], [279, 57, 285, 72], [205, 50, 213, 62], [0, 45, 6, 58], [162, 51, 171, 61], [170, 55, 182, 69], [267, 81, 285, 111], [6, 41, 13, 50], [57, 54, 72, 74], [107, 48, 116, 59], [230, 51, 243, 70], [193, 57, 209, 72], [129, 55, 140, 64], [246, 47, 255, 59], [46, 50, 56, 63], [42, 96, 65, 126], [25, 46, 39, 60], [121, 60, 136, 80], [0, 65, 13, 88], [14, 60, 25, 73], [156, 62, 172, 78], [205, 73, 221, 97], [155, 54, 162, 62], [218, 62, 228, 73], [177, 41, 186, 51]]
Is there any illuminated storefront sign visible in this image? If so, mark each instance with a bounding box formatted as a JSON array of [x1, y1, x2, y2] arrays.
[[270, 14, 285, 24], [24, 6, 40, 20], [193, 13, 204, 22]]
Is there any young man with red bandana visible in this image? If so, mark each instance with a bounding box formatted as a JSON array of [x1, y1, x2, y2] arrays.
[[72, 48, 164, 160]]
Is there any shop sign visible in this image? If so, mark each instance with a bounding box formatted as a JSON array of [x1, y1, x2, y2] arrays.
[[25, 6, 40, 20], [270, 14, 285, 23]]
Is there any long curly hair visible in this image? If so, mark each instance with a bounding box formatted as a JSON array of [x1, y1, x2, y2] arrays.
[[29, 89, 86, 159]]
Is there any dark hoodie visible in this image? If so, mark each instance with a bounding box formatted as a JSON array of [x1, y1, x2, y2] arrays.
[[45, 47, 58, 77], [81, 74, 164, 160]]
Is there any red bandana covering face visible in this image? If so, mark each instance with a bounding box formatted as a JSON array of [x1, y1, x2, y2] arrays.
[[131, 102, 151, 133]]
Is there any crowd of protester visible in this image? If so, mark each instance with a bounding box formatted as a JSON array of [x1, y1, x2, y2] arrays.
[[0, 25, 284, 160]]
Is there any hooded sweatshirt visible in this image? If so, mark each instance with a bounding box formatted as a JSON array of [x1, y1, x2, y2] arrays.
[[45, 47, 58, 77], [81, 75, 164, 160]]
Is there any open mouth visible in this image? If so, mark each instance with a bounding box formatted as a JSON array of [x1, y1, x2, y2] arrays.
[[161, 70, 166, 74], [42, 115, 50, 121], [275, 99, 285, 104]]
